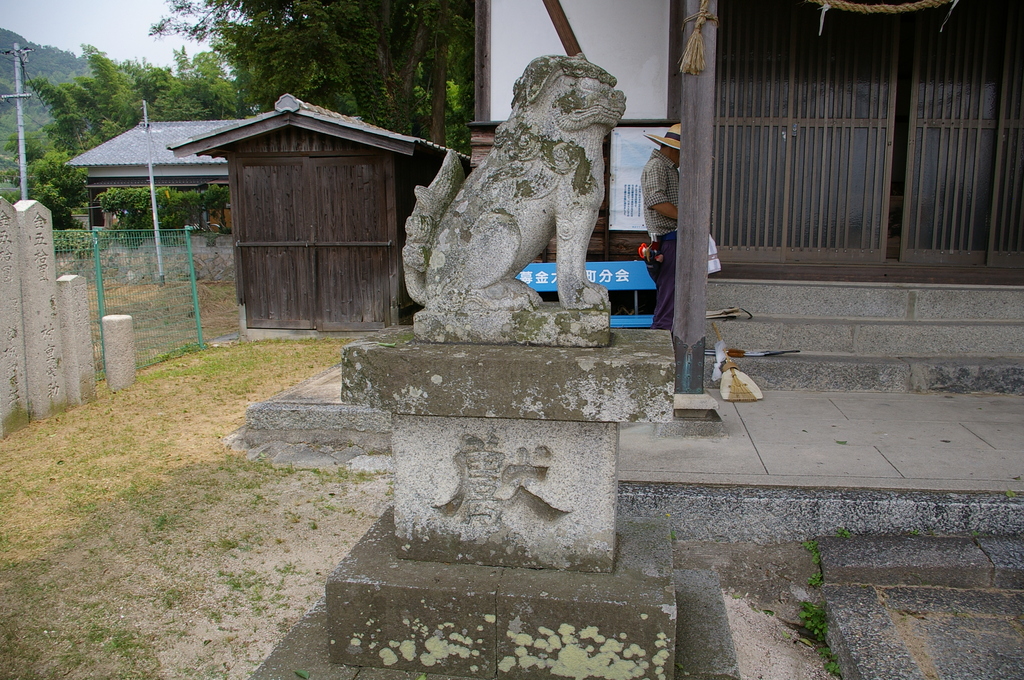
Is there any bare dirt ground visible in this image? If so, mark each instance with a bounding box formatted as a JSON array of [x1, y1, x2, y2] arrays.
[[0, 339, 381, 679], [198, 281, 241, 340]]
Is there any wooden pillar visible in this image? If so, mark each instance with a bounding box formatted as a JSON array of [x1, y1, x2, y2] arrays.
[[673, 0, 718, 395], [542, 0, 583, 56], [475, 0, 491, 122]]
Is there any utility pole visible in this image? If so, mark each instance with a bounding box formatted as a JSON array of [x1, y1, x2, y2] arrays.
[[1, 43, 33, 201], [143, 100, 166, 285]]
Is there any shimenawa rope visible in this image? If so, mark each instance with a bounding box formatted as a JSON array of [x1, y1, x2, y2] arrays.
[[809, 0, 960, 34], [805, 0, 954, 13]]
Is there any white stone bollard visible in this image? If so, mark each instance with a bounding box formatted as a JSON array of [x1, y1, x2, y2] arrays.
[[57, 275, 96, 406], [102, 315, 136, 392]]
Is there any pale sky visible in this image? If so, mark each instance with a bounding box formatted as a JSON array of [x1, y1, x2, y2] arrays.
[[1, 0, 210, 68]]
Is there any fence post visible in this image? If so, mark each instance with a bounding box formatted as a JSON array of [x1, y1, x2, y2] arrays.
[[92, 230, 107, 374], [186, 230, 204, 348]]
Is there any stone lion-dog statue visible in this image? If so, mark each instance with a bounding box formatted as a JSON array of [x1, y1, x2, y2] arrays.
[[404, 55, 626, 319]]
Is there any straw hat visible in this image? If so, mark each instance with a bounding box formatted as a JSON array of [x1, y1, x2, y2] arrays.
[[644, 124, 681, 149]]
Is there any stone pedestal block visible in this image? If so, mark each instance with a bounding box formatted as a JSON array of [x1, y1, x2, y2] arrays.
[[393, 415, 618, 571], [326, 510, 676, 680], [341, 329, 675, 423], [414, 305, 611, 348]]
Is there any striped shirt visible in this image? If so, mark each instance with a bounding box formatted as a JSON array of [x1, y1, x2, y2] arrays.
[[641, 149, 679, 239]]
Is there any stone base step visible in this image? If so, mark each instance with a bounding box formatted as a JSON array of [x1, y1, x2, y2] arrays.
[[818, 536, 1024, 680], [618, 484, 1024, 544]]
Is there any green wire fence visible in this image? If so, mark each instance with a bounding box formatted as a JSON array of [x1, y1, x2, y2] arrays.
[[55, 229, 205, 377]]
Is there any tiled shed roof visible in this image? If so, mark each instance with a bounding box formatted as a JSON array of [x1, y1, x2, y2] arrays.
[[170, 94, 467, 160], [69, 120, 241, 167]]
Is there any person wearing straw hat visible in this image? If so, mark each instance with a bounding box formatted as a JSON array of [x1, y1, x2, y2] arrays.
[[641, 124, 681, 331]]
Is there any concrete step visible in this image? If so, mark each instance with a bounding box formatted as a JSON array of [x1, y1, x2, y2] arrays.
[[708, 316, 1024, 357], [704, 353, 1024, 395], [618, 485, 1024, 544], [708, 279, 1024, 322]]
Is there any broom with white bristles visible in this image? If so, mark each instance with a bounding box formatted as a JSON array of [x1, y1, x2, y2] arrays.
[[712, 323, 763, 402]]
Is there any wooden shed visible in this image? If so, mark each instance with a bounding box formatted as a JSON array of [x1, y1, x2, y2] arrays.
[[171, 94, 462, 335]]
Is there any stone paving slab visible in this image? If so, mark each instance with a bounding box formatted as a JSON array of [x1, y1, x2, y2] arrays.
[[821, 535, 1024, 680], [817, 536, 994, 588], [825, 392, 1023, 423], [822, 584, 928, 680], [882, 585, 1024, 617], [825, 584, 1024, 680], [977, 537, 1024, 589], [896, 614, 1024, 680]]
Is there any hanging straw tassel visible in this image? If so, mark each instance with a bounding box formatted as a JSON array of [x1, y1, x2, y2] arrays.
[[680, 0, 718, 75]]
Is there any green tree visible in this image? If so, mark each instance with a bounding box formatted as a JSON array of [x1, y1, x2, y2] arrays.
[[154, 50, 242, 120], [29, 47, 141, 153], [29, 47, 245, 155], [28, 151, 88, 230], [154, 0, 474, 149], [0, 135, 88, 230]]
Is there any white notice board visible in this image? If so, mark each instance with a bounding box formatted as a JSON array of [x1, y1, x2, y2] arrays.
[[608, 126, 664, 232]]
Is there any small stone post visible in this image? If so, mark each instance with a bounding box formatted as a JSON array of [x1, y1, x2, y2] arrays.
[[102, 315, 136, 392], [57, 275, 96, 405], [0, 198, 28, 436], [16, 200, 66, 420]]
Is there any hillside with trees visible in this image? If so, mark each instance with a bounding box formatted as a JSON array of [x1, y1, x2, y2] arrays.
[[0, 28, 90, 172]]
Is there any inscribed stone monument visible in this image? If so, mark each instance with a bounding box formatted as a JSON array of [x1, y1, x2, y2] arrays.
[[15, 200, 66, 420], [0, 199, 97, 439], [0, 199, 28, 436]]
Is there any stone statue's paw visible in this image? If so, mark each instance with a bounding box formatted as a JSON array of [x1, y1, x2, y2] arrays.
[[560, 281, 610, 312], [464, 279, 541, 312]]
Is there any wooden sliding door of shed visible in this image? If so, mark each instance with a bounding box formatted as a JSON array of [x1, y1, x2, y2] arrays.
[[236, 154, 393, 330]]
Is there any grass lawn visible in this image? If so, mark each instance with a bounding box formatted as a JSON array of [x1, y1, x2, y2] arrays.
[[0, 339, 390, 679]]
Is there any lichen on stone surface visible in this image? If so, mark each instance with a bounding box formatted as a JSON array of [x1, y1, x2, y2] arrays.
[[498, 623, 669, 680]]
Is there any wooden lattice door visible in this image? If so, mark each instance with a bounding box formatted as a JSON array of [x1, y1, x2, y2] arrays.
[[901, 1, 1011, 265], [712, 0, 899, 264]]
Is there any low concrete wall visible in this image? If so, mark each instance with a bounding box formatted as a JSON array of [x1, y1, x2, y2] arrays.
[[190, 232, 234, 282]]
